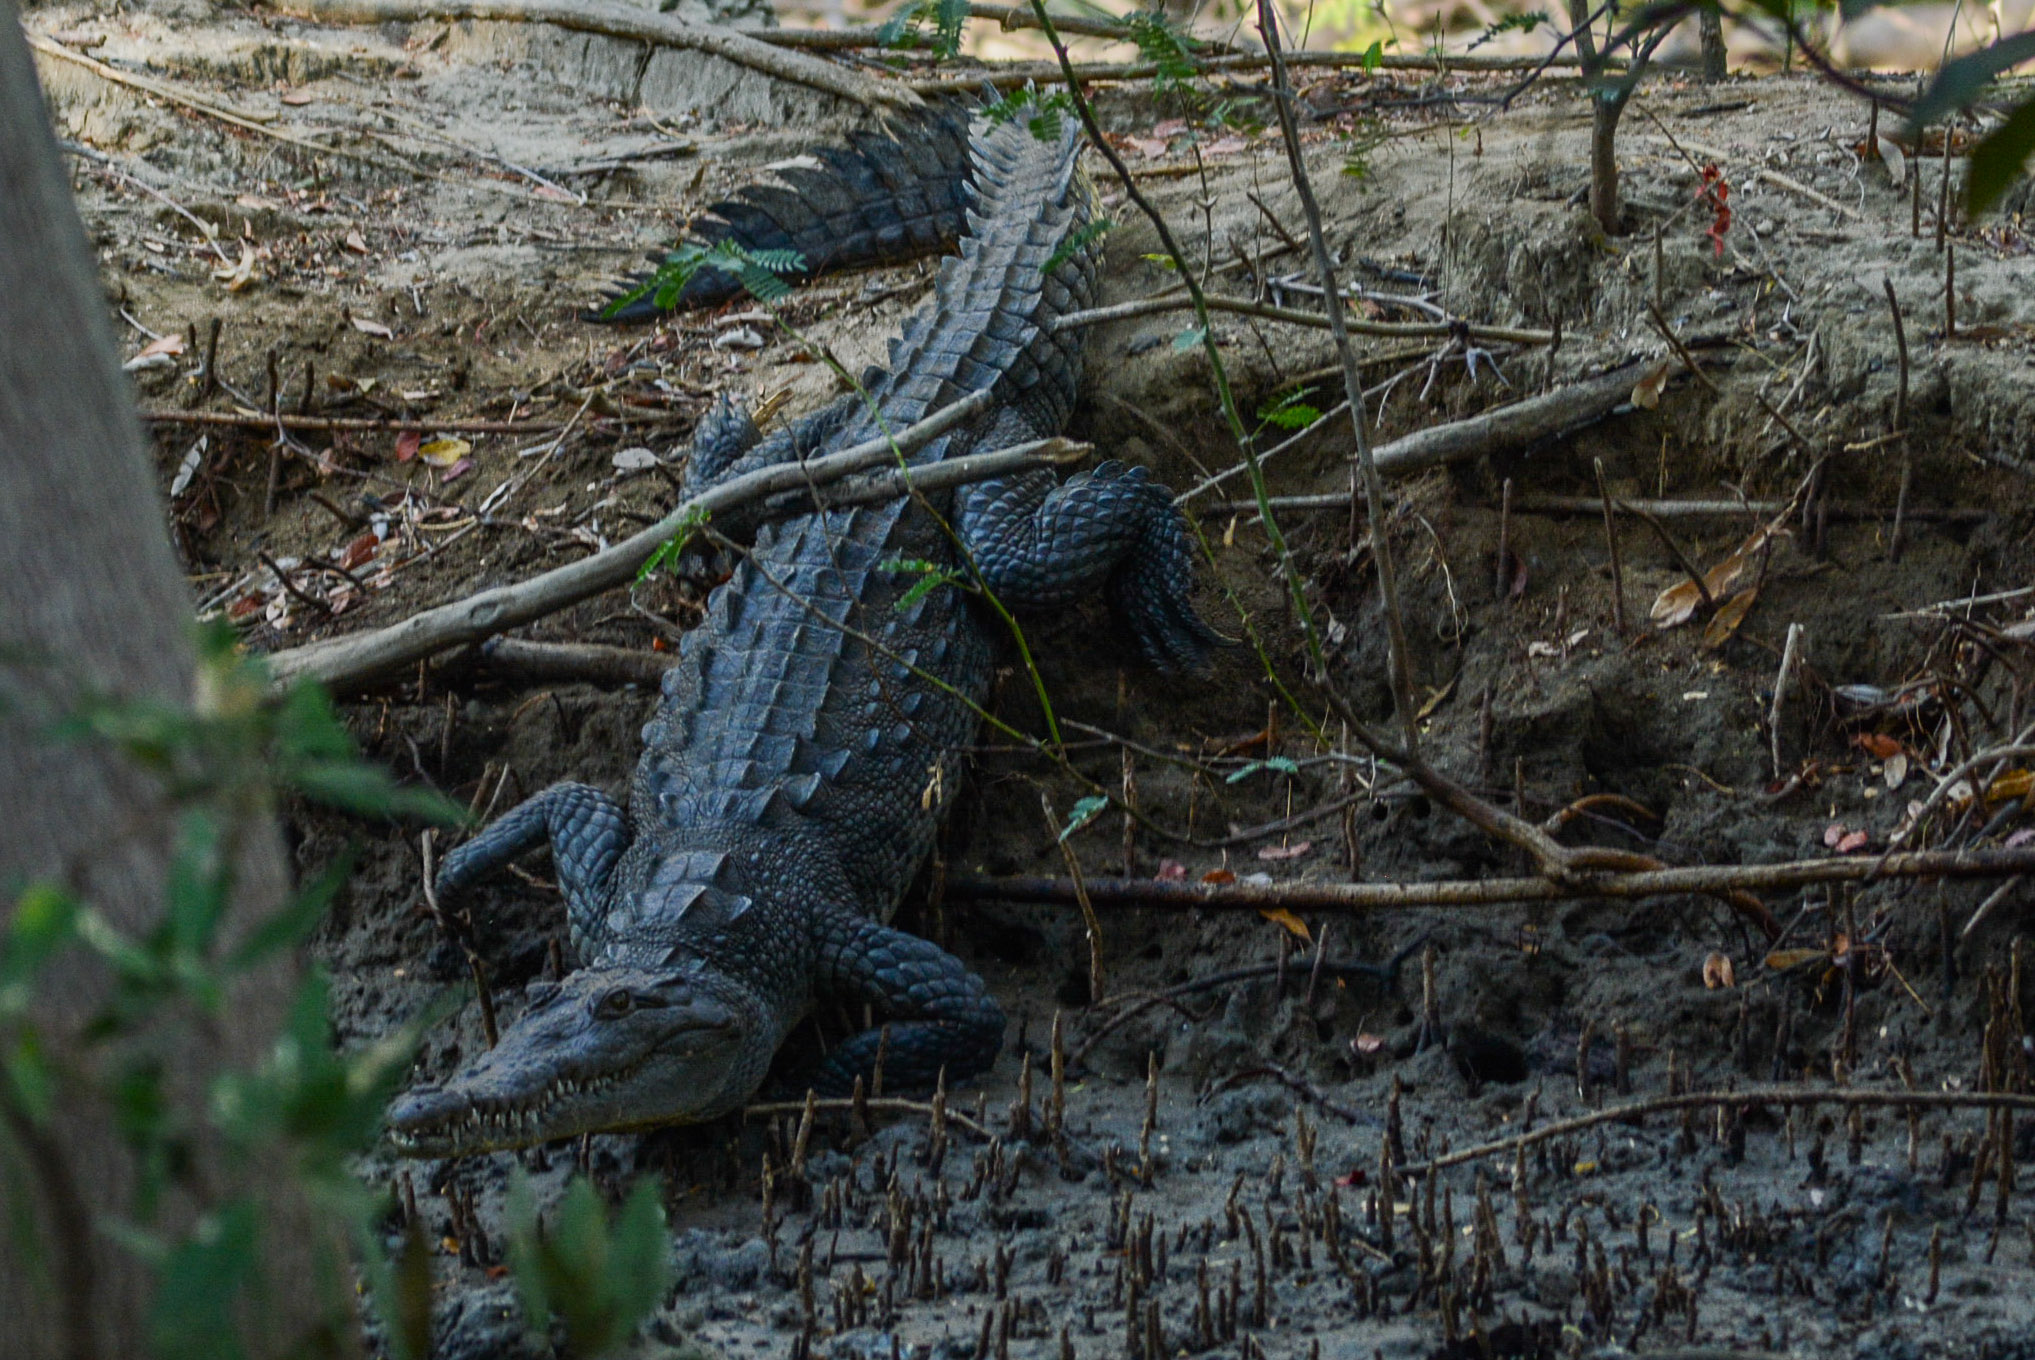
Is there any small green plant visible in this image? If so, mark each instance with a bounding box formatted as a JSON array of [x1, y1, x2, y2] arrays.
[[1256, 389, 1324, 432], [637, 504, 714, 583], [506, 1173, 672, 1356], [877, 0, 971, 58], [984, 85, 1077, 143], [880, 556, 969, 611], [601, 240, 806, 321], [1044, 218, 1113, 275], [1339, 117, 1391, 183], [2, 629, 670, 1359], [1121, 9, 1203, 96]]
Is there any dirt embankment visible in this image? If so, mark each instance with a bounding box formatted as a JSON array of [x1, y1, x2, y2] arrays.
[[34, 1, 2035, 1353]]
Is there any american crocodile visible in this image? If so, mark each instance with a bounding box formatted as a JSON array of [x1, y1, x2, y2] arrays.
[[388, 109, 1220, 1158]]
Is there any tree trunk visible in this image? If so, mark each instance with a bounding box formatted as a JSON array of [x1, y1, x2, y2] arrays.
[[1589, 92, 1624, 237], [1699, 8, 1728, 82], [0, 5, 338, 1355]]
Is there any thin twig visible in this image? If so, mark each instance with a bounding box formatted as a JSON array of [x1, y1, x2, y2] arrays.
[[1257, 0, 1418, 748], [1050, 290, 1553, 345], [1401, 1085, 2035, 1180], [744, 1096, 991, 1141]]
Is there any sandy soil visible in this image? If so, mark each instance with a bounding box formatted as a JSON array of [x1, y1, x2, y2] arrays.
[[29, 0, 2035, 1354]]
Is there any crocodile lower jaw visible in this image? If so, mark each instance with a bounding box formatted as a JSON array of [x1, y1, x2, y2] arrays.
[[387, 1064, 641, 1155]]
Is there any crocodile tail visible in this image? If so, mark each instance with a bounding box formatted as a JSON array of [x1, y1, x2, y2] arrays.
[[590, 106, 975, 323]]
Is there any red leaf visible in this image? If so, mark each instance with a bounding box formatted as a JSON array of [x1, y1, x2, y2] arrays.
[[339, 532, 379, 570], [394, 430, 421, 463]]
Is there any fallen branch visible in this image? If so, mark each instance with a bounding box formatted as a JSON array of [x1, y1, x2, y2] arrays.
[[454, 637, 673, 687], [266, 0, 919, 111], [946, 844, 2035, 912], [140, 408, 590, 436], [1051, 290, 1553, 347], [1180, 359, 1664, 509], [743, 1095, 991, 1141], [1401, 1085, 2035, 1180], [747, 3, 1243, 53], [904, 48, 1605, 94], [265, 389, 1042, 690]]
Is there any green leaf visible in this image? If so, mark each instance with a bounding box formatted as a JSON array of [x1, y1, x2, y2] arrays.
[[895, 570, 959, 612], [149, 1199, 259, 1360], [1257, 390, 1323, 430], [163, 810, 231, 964], [229, 849, 351, 972], [607, 1181, 672, 1333], [1123, 9, 1201, 92], [287, 761, 464, 824], [2, 1027, 59, 1125], [1967, 96, 2035, 217], [636, 504, 712, 583], [1045, 218, 1112, 275], [1910, 32, 2035, 131], [0, 883, 78, 1015], [1360, 39, 1384, 73], [1172, 326, 1206, 353], [1225, 756, 1300, 783], [1059, 795, 1109, 841]]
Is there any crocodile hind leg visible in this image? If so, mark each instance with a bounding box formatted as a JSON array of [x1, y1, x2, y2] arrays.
[[957, 460, 1225, 675], [808, 909, 1005, 1095], [436, 782, 630, 952]]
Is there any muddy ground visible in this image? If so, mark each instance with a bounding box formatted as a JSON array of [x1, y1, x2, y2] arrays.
[[30, 0, 2035, 1354]]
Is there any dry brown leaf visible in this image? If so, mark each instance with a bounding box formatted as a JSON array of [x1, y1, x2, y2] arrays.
[[350, 314, 395, 339], [1351, 1032, 1386, 1055], [280, 89, 314, 106], [1154, 860, 1187, 881], [338, 533, 379, 571], [1855, 732, 1902, 760], [211, 241, 259, 293], [1883, 752, 1909, 790], [1701, 951, 1737, 989], [1876, 135, 1907, 189], [1258, 906, 1313, 943], [1650, 522, 1781, 629], [1765, 947, 1827, 972], [135, 333, 187, 361], [1201, 868, 1236, 885], [1257, 840, 1313, 861], [1630, 359, 1671, 410], [344, 230, 370, 255], [1702, 585, 1759, 648]]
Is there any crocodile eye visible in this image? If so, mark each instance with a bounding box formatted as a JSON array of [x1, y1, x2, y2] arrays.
[[597, 989, 635, 1019]]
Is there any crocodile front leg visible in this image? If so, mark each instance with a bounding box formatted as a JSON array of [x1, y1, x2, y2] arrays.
[[808, 908, 1005, 1095], [957, 460, 1224, 675], [437, 782, 630, 951]]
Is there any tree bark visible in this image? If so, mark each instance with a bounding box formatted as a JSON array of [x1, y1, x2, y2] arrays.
[[0, 5, 337, 1356]]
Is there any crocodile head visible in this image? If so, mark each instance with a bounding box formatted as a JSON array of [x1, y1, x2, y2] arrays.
[[386, 965, 775, 1157]]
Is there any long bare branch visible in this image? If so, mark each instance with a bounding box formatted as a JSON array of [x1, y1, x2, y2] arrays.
[[264, 391, 1053, 691], [945, 843, 2035, 913]]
